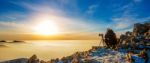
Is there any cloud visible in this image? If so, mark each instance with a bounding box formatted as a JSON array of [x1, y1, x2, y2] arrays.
[[111, 0, 143, 32], [116, 0, 142, 15], [10, 0, 78, 16], [15, 2, 103, 33], [0, 12, 27, 21], [86, 4, 99, 15], [57, 0, 75, 5], [133, 0, 142, 3], [112, 17, 136, 29], [0, 21, 19, 27], [6, 2, 101, 34], [0, 20, 34, 34], [112, 15, 150, 32], [29, 12, 101, 34]]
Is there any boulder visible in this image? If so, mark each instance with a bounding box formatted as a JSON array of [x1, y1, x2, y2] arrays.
[[133, 22, 150, 36], [28, 54, 39, 63]]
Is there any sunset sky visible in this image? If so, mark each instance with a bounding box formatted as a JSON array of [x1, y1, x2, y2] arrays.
[[0, 0, 150, 40]]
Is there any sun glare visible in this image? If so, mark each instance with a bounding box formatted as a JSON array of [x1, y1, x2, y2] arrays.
[[33, 20, 59, 35]]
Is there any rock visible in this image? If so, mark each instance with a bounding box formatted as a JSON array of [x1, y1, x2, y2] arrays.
[[0, 58, 28, 63], [118, 22, 150, 48], [133, 22, 150, 36], [40, 60, 46, 63], [119, 34, 127, 45], [28, 54, 39, 63]]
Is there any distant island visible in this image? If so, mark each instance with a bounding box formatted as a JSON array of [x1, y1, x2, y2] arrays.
[[0, 40, 6, 42], [0, 40, 25, 48], [12, 40, 25, 43], [0, 22, 149, 63], [0, 40, 24, 43]]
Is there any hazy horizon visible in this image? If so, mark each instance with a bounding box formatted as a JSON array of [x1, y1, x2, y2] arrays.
[[0, 40, 100, 61]]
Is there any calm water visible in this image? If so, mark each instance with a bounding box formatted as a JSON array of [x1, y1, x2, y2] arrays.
[[0, 40, 99, 61]]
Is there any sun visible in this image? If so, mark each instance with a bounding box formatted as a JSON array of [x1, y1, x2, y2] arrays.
[[33, 20, 59, 35]]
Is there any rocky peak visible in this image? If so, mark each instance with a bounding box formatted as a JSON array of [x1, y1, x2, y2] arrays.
[[133, 22, 150, 36]]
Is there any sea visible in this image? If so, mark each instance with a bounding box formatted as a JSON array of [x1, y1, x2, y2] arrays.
[[0, 40, 100, 61]]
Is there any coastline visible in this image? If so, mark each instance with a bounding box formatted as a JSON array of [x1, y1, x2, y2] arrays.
[[0, 45, 149, 63]]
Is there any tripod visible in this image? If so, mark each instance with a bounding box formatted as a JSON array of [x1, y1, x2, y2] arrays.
[[99, 34, 105, 47]]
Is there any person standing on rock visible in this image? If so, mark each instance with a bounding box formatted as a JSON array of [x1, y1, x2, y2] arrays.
[[104, 28, 118, 49]]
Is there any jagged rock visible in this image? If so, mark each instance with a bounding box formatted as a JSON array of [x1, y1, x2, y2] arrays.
[[119, 34, 127, 44], [28, 54, 39, 63], [40, 60, 46, 63], [118, 22, 150, 49], [133, 22, 150, 36], [0, 58, 28, 63], [133, 22, 150, 44], [125, 31, 132, 36]]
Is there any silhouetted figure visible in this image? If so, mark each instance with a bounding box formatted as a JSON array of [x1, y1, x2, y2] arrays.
[[104, 28, 118, 48]]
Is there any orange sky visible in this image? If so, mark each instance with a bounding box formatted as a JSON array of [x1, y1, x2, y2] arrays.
[[0, 32, 101, 40]]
